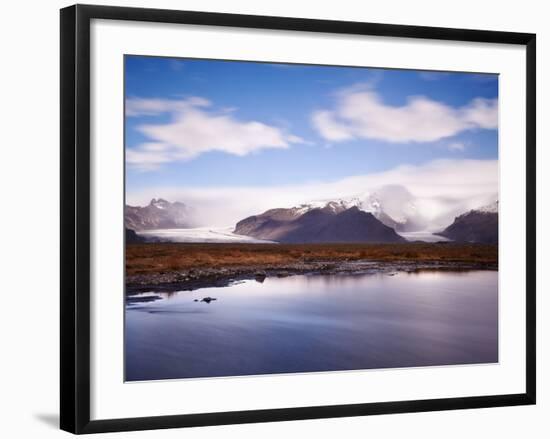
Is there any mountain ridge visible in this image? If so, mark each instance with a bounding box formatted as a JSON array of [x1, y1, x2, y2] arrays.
[[235, 205, 406, 243], [436, 201, 498, 244], [125, 198, 195, 231]]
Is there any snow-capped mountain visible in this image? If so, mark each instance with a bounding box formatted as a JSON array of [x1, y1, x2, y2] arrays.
[[271, 185, 427, 232], [125, 198, 195, 231], [436, 201, 498, 244], [234, 205, 406, 244], [233, 185, 427, 243]]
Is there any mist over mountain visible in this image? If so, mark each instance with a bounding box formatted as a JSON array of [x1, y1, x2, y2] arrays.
[[234, 184, 426, 238], [124, 189, 498, 245], [126, 157, 498, 231], [321, 185, 427, 232], [436, 201, 498, 244], [125, 198, 196, 231]]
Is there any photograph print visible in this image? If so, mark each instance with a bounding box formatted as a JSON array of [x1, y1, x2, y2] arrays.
[[124, 56, 499, 382]]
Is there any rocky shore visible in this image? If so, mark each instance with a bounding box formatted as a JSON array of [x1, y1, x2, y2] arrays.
[[126, 259, 497, 294]]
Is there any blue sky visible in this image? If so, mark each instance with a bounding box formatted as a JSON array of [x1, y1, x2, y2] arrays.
[[124, 55, 498, 226]]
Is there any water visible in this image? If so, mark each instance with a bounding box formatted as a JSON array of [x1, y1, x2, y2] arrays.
[[125, 270, 498, 381]]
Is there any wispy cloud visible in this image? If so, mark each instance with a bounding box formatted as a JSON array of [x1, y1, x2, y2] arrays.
[[418, 71, 451, 81], [127, 159, 498, 229], [448, 142, 466, 152], [126, 96, 210, 116], [126, 97, 305, 170], [312, 85, 498, 143]]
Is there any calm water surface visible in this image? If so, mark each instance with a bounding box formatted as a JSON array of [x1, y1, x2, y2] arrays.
[[125, 271, 498, 381]]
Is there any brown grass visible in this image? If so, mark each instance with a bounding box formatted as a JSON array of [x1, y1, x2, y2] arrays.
[[126, 242, 498, 276]]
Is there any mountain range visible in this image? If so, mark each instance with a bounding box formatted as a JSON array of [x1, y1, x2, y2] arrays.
[[125, 198, 195, 230], [125, 196, 499, 245]]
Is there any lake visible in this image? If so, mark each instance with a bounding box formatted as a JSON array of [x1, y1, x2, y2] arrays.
[[125, 270, 498, 381]]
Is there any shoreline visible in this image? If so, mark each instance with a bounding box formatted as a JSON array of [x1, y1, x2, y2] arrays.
[[126, 259, 497, 294]]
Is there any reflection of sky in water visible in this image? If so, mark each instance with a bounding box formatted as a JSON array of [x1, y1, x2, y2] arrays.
[[125, 271, 498, 381]]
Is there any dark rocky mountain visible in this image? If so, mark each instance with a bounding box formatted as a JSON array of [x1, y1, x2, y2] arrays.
[[234, 205, 405, 243], [233, 206, 312, 241], [125, 228, 146, 244], [436, 201, 498, 244], [125, 198, 194, 231]]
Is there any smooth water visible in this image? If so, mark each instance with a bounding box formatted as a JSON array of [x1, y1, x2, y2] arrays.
[[125, 271, 498, 381]]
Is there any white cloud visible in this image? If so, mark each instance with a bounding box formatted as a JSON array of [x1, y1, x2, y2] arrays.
[[311, 111, 353, 142], [312, 88, 498, 143], [126, 97, 304, 170], [127, 159, 498, 229], [462, 97, 499, 129]]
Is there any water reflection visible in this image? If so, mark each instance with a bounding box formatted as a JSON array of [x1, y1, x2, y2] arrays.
[[125, 271, 498, 381]]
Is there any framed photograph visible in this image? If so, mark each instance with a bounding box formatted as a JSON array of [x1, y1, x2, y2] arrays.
[[60, 4, 536, 434]]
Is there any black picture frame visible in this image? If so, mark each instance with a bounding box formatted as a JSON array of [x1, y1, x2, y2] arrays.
[[60, 4, 536, 434]]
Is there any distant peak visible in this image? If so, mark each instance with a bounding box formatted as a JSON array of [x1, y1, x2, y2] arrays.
[[149, 198, 171, 210], [150, 198, 169, 205]]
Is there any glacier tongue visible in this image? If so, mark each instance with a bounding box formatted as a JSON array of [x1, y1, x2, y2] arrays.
[[138, 227, 276, 243]]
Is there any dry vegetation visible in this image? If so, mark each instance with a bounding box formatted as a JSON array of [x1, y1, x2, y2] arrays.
[[126, 242, 498, 276]]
